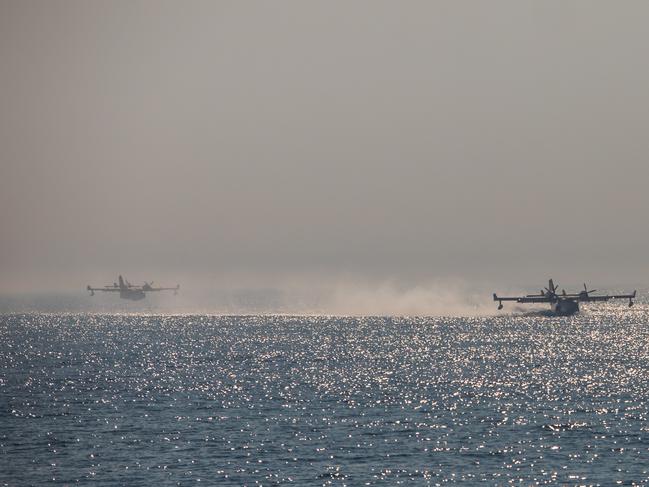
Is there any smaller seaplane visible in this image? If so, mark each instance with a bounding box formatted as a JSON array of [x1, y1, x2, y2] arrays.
[[87, 275, 179, 301]]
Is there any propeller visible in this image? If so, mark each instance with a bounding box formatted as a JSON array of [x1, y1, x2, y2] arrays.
[[583, 283, 597, 294], [544, 284, 558, 295]]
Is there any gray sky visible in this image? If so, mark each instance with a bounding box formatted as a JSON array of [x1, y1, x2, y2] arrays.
[[1, 0, 648, 298]]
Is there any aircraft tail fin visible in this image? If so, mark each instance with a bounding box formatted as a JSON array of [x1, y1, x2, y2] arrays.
[[118, 275, 126, 290]]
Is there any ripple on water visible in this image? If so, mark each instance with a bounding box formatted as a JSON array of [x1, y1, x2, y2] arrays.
[[2, 310, 649, 484]]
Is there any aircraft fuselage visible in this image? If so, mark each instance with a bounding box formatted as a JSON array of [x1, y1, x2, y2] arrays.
[[120, 289, 146, 301], [551, 299, 579, 316]]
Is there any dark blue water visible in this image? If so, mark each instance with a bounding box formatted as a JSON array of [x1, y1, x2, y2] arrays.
[[2, 311, 649, 485]]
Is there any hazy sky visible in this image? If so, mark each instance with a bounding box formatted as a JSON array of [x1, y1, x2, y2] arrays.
[[1, 1, 648, 296]]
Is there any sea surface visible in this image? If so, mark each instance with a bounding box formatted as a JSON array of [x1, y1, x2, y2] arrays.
[[2, 309, 649, 485]]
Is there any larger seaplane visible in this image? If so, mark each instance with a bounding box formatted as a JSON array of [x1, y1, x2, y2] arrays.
[[87, 275, 179, 301], [493, 279, 635, 316]]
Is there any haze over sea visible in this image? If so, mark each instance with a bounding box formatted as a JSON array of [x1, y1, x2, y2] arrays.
[[3, 301, 649, 485]]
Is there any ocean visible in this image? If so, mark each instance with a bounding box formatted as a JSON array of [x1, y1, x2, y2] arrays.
[[2, 310, 649, 485]]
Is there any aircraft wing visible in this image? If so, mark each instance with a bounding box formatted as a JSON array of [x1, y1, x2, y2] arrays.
[[578, 291, 636, 303], [493, 294, 552, 303], [87, 285, 120, 294], [515, 296, 553, 303], [148, 285, 180, 292]]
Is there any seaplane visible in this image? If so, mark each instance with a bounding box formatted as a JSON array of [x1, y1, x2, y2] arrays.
[[87, 275, 179, 301], [493, 279, 636, 316]]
